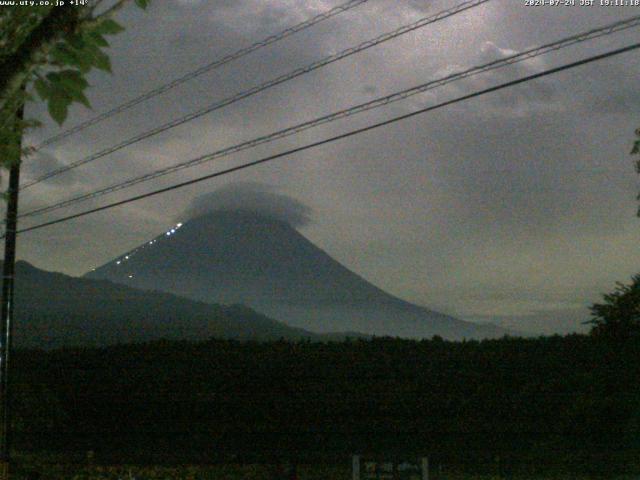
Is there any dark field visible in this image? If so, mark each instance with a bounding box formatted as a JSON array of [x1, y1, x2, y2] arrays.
[[7, 334, 640, 477]]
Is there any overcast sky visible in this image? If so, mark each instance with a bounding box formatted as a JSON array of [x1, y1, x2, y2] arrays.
[[14, 0, 640, 334]]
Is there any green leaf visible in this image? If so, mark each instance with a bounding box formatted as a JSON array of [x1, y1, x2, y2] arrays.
[[43, 70, 91, 109], [75, 56, 93, 74], [51, 44, 92, 72], [48, 93, 70, 125], [58, 69, 89, 89], [90, 48, 112, 73], [68, 88, 91, 109], [88, 31, 109, 47], [51, 44, 81, 66], [135, 0, 149, 9], [34, 78, 50, 100], [74, 40, 112, 73], [96, 19, 125, 35], [56, 70, 91, 108], [45, 71, 61, 83], [67, 34, 86, 51], [0, 143, 21, 167]]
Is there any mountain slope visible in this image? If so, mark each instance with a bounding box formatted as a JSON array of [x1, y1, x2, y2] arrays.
[[11, 261, 334, 349], [86, 211, 509, 339]]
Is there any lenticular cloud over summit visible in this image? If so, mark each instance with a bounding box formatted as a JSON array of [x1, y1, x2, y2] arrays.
[[88, 180, 510, 339], [183, 182, 313, 228]]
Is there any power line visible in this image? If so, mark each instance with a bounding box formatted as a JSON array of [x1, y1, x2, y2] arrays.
[[33, 0, 371, 150], [11, 41, 640, 238], [20, 0, 492, 190], [17, 13, 640, 221]]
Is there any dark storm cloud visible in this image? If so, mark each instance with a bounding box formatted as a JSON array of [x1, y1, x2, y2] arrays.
[[22, 150, 78, 187], [184, 182, 313, 227], [593, 89, 640, 114], [16, 0, 640, 335], [475, 42, 557, 106], [584, 59, 640, 114], [424, 40, 558, 117]]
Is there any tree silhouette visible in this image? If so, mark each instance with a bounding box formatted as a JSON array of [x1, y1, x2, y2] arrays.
[[0, 0, 149, 169], [588, 274, 640, 340]]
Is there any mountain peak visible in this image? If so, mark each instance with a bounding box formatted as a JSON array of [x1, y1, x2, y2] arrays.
[[86, 210, 510, 340], [183, 182, 312, 229], [189, 209, 295, 230]]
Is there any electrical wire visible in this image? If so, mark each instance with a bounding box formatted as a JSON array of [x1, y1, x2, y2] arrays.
[[34, 0, 371, 150], [21, 0, 492, 190], [10, 41, 640, 238], [17, 13, 640, 221]]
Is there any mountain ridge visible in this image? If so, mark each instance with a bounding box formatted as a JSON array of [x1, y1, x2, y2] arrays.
[[86, 210, 511, 340], [10, 260, 362, 349]]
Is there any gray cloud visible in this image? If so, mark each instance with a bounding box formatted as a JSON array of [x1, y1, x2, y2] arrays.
[[21, 150, 79, 187], [585, 60, 640, 114], [183, 182, 313, 227], [15, 0, 640, 336]]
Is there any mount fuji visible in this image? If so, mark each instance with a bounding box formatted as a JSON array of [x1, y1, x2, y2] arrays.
[[85, 188, 508, 340]]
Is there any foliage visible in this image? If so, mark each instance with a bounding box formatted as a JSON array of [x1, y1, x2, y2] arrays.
[[9, 335, 640, 475], [632, 128, 640, 216], [0, 0, 149, 169], [9, 460, 635, 480], [587, 274, 640, 339]]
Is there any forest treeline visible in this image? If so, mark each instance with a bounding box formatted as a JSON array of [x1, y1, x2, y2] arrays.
[[10, 334, 640, 474]]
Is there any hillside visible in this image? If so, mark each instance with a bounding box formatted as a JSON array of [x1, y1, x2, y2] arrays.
[[86, 210, 510, 340], [11, 261, 338, 348]]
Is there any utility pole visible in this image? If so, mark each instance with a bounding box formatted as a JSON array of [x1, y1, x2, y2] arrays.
[[0, 102, 24, 480]]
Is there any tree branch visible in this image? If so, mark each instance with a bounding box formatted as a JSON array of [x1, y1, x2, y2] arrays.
[[0, 7, 79, 105], [97, 0, 129, 18]]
